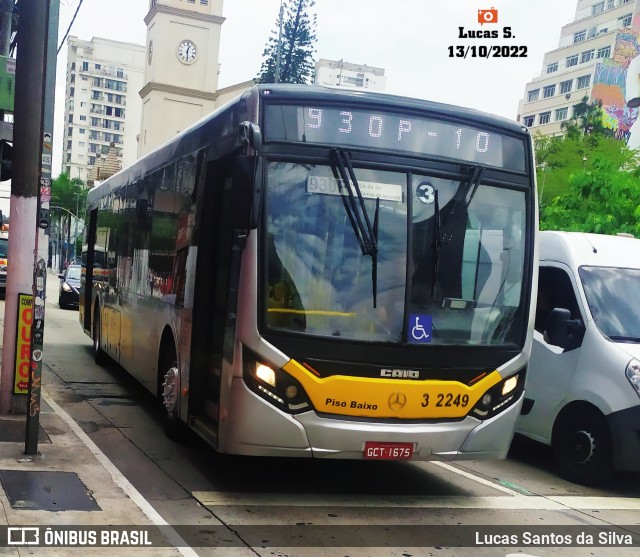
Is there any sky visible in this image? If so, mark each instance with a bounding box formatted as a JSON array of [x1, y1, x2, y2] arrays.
[[53, 0, 579, 174]]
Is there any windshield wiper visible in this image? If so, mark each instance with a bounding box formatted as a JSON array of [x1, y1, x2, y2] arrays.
[[449, 165, 485, 218], [330, 148, 379, 307], [428, 166, 484, 301], [609, 335, 640, 343], [431, 188, 441, 298]]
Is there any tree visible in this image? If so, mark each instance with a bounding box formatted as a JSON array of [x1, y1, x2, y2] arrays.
[[560, 96, 611, 138], [535, 127, 640, 236], [51, 172, 87, 265], [534, 131, 638, 205], [257, 0, 317, 84], [542, 156, 640, 237], [51, 171, 86, 217]]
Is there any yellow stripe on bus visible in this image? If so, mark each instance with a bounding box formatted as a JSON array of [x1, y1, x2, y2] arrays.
[[282, 360, 502, 420], [268, 309, 358, 317]]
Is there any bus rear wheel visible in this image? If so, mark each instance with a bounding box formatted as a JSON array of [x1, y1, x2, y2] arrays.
[[93, 310, 107, 365], [552, 406, 613, 486]]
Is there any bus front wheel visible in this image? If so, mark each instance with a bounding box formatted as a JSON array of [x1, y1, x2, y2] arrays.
[[552, 405, 613, 486], [158, 345, 183, 441]]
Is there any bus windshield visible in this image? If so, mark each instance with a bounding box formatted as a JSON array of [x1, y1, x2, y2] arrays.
[[264, 162, 527, 346], [0, 238, 7, 259]]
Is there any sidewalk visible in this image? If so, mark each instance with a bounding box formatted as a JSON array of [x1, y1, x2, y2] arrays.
[[0, 282, 193, 555]]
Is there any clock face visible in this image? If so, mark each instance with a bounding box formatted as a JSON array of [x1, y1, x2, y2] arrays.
[[148, 40, 153, 64], [177, 40, 197, 64]]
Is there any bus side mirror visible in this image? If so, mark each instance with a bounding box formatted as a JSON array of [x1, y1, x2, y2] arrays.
[[232, 156, 263, 230]]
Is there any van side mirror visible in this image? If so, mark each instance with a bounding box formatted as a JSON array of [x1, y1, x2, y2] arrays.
[[546, 307, 585, 351], [232, 155, 263, 230]]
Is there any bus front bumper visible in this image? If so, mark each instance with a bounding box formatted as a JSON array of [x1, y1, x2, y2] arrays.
[[222, 377, 522, 460], [298, 392, 523, 461]]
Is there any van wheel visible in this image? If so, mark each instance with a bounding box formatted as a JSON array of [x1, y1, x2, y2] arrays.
[[552, 407, 613, 486], [92, 310, 107, 365]]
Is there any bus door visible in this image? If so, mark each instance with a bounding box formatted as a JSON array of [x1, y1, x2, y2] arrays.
[[81, 208, 98, 334], [189, 157, 236, 439]]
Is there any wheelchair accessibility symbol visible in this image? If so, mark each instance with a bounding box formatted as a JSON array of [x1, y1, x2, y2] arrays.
[[409, 314, 432, 343]]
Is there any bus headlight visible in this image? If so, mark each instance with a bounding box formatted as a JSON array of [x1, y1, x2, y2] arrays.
[[502, 375, 518, 396], [471, 369, 525, 420], [256, 364, 276, 387], [626, 359, 640, 397], [243, 349, 312, 414]]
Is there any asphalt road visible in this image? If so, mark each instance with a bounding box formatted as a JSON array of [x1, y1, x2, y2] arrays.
[[0, 273, 638, 557]]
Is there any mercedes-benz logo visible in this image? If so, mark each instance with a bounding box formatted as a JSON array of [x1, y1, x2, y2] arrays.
[[388, 391, 407, 411]]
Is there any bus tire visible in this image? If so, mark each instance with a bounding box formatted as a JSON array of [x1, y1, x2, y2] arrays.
[[92, 308, 107, 366], [552, 405, 613, 486], [158, 341, 183, 441]]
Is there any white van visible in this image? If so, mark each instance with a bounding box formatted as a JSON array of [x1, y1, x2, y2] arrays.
[[516, 231, 640, 485]]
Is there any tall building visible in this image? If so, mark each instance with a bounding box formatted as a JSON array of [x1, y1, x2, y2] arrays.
[[139, 0, 251, 156], [314, 58, 386, 91], [518, 0, 640, 141], [62, 36, 145, 181]]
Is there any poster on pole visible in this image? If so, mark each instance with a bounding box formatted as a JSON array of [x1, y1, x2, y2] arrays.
[[14, 294, 33, 394]]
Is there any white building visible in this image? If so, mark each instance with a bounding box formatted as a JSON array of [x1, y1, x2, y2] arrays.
[[62, 36, 145, 181], [314, 58, 386, 91], [518, 0, 639, 138]]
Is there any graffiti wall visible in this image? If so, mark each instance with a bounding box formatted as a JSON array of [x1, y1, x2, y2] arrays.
[[592, 6, 640, 147]]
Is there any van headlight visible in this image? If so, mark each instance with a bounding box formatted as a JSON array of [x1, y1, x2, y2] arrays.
[[625, 359, 640, 397]]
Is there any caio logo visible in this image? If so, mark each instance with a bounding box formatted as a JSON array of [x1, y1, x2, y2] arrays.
[[478, 7, 498, 25]]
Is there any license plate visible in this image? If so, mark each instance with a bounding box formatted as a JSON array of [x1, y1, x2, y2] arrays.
[[363, 441, 414, 460]]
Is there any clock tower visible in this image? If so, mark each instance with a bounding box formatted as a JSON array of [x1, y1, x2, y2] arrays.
[[139, 0, 225, 156]]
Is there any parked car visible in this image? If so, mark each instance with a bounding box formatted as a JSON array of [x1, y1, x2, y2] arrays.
[[58, 264, 82, 309], [516, 231, 640, 485]]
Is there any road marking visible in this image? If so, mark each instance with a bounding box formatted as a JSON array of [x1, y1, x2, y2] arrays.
[[43, 389, 199, 557], [429, 461, 524, 496], [192, 492, 557, 509], [548, 496, 640, 510], [192, 491, 640, 511]]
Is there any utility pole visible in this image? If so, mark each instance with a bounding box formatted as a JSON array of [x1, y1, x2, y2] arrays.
[[275, 0, 284, 83], [0, 1, 56, 451], [0, 0, 12, 56]]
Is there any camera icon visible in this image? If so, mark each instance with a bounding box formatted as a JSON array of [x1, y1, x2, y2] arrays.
[[478, 7, 499, 25]]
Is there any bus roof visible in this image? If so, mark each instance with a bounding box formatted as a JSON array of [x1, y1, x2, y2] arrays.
[[88, 84, 527, 208]]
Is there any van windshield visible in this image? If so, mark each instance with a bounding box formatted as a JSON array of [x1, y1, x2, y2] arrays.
[[579, 266, 640, 341]]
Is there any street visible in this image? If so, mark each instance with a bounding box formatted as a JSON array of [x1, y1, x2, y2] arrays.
[[0, 272, 638, 557]]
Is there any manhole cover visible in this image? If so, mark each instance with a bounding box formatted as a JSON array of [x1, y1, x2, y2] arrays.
[[0, 470, 100, 511]]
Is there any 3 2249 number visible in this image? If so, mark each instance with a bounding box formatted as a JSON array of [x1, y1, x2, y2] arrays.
[[421, 393, 470, 408]]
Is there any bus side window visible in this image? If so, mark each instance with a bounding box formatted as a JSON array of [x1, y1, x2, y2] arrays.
[[171, 247, 188, 306]]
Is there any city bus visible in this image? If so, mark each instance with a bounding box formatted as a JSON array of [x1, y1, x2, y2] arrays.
[[79, 84, 537, 461]]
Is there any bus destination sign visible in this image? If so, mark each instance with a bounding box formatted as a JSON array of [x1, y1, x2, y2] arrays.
[[265, 104, 526, 172]]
